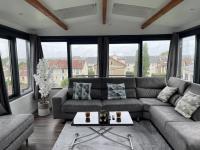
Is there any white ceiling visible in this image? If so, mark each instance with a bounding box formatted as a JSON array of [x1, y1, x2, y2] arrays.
[[0, 0, 199, 35]]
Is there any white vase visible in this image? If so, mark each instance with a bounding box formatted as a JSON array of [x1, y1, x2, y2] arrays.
[[38, 102, 50, 116]]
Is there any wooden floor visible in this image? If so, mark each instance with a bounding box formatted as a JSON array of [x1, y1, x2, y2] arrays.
[[19, 114, 65, 150]]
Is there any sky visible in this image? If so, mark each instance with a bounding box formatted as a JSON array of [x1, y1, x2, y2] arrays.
[[42, 41, 171, 58], [0, 37, 196, 59], [0, 38, 28, 59], [182, 36, 195, 57]]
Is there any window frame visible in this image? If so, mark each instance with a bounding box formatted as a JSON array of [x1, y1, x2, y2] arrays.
[[179, 35, 196, 82], [108, 43, 140, 77], [16, 38, 32, 95], [141, 40, 171, 77], [0, 36, 32, 101], [41, 41, 69, 88], [0, 37, 15, 98], [70, 43, 99, 78]]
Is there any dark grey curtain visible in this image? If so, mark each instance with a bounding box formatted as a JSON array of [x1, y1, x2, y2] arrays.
[[98, 37, 109, 77], [30, 35, 43, 100], [0, 55, 11, 114], [194, 36, 200, 83], [166, 33, 180, 80]]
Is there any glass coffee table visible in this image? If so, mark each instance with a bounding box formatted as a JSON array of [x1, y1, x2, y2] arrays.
[[71, 111, 134, 150]]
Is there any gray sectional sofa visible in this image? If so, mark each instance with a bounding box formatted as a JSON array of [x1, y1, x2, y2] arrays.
[[52, 77, 200, 150], [0, 114, 34, 150]]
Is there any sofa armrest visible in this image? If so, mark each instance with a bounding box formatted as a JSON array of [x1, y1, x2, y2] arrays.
[[52, 88, 68, 119]]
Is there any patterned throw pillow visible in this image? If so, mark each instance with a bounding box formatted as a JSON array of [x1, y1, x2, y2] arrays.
[[157, 86, 178, 102], [73, 82, 92, 100], [175, 91, 200, 118], [107, 83, 126, 100]]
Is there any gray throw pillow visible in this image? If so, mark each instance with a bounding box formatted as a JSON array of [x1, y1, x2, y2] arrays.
[[157, 86, 178, 102], [0, 104, 7, 116], [107, 83, 126, 100], [175, 91, 200, 118], [73, 82, 91, 100]]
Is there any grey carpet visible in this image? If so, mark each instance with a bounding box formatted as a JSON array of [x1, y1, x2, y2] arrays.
[[53, 121, 172, 150]]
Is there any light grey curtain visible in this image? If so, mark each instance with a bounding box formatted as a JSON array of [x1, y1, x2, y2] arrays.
[[0, 55, 11, 115], [30, 35, 43, 100], [166, 33, 180, 80], [194, 37, 200, 83]]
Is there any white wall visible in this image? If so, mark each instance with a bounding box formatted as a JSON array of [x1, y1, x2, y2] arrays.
[[10, 92, 37, 114], [9, 89, 61, 115]]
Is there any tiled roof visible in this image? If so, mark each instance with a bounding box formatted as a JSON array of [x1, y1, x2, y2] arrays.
[[48, 59, 86, 69]]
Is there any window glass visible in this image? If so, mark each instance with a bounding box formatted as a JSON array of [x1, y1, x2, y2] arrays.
[[71, 44, 98, 77], [0, 38, 13, 95], [181, 36, 195, 82], [42, 42, 68, 88], [109, 44, 138, 77], [16, 38, 31, 93], [142, 41, 170, 77]]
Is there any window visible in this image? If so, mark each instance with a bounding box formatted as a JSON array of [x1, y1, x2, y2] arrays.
[[142, 40, 170, 77], [0, 38, 13, 95], [16, 38, 31, 93], [109, 44, 139, 77], [71, 44, 98, 77], [42, 42, 68, 88], [181, 36, 195, 82]]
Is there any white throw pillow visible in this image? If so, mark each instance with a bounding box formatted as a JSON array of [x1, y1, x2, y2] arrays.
[[175, 91, 200, 118], [157, 86, 178, 102]]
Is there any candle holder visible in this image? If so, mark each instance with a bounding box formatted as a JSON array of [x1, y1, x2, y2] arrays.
[[85, 112, 90, 122], [99, 110, 109, 124], [116, 112, 121, 118]]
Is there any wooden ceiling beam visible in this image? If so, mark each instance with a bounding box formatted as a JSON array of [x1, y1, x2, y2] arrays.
[[102, 0, 108, 24], [25, 0, 68, 30], [141, 0, 183, 29]]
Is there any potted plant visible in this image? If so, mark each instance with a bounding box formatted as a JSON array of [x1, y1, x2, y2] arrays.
[[34, 59, 54, 116]]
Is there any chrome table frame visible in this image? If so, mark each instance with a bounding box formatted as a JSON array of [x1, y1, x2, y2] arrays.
[[69, 126, 134, 150]]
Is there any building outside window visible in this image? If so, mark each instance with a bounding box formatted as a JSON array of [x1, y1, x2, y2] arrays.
[[142, 40, 170, 77], [42, 42, 68, 88], [109, 44, 139, 77], [71, 44, 98, 78], [0, 38, 13, 95], [181, 35, 195, 82]]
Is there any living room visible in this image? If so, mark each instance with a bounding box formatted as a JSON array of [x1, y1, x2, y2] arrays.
[[0, 0, 200, 150]]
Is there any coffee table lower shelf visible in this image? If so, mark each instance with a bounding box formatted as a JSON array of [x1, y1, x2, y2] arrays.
[[69, 126, 134, 150]]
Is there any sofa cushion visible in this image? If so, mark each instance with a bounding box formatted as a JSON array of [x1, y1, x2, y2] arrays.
[[165, 122, 200, 150], [0, 114, 34, 150], [175, 91, 200, 118], [136, 77, 166, 89], [167, 77, 190, 106], [139, 98, 170, 111], [62, 100, 102, 112], [102, 78, 137, 99], [107, 83, 126, 100], [136, 88, 163, 98], [184, 83, 200, 121], [150, 106, 191, 133], [102, 98, 143, 112], [68, 78, 102, 89], [168, 94, 181, 106], [157, 86, 178, 102], [167, 77, 190, 95], [136, 77, 166, 98]]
